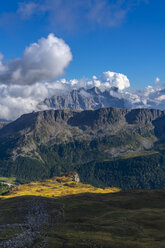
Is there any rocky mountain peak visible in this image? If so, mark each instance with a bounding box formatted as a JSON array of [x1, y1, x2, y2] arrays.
[[39, 87, 125, 111], [87, 86, 102, 95]]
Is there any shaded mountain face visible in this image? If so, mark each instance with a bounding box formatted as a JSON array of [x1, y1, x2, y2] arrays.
[[0, 121, 10, 129], [1, 107, 165, 189]]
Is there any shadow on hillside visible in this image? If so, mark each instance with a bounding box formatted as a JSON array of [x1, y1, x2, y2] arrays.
[[1, 190, 165, 248], [1, 189, 165, 210]]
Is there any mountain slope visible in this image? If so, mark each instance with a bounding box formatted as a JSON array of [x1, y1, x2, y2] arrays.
[[0, 107, 165, 188], [1, 188, 165, 248]]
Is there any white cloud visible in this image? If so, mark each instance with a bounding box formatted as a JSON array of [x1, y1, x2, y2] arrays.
[[0, 33, 72, 85], [18, 2, 39, 19], [100, 71, 130, 90], [156, 95, 165, 101], [155, 77, 160, 84], [55, 71, 130, 91], [16, 0, 148, 30], [0, 81, 65, 120], [85, 71, 130, 91]]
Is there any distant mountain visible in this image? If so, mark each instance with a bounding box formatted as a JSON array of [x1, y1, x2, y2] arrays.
[[39, 87, 126, 110], [39, 86, 165, 111]]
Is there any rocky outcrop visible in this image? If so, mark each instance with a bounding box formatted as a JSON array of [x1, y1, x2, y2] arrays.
[[0, 198, 64, 248], [63, 172, 80, 183]]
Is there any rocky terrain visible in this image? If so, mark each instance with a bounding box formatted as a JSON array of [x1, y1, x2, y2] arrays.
[[0, 197, 64, 248], [39, 86, 165, 111], [39, 87, 126, 111], [0, 107, 164, 158]]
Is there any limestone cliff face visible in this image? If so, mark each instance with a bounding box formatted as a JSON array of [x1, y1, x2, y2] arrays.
[[1, 107, 164, 138], [39, 87, 125, 111], [125, 109, 164, 124], [0, 107, 165, 161]]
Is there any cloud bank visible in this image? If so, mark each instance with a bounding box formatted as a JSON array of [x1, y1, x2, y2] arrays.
[[0, 65, 164, 121], [0, 82, 60, 120], [0, 33, 72, 85], [0, 69, 131, 120], [0, 70, 164, 121]]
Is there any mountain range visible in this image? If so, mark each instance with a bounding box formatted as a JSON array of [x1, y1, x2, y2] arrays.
[[0, 107, 165, 189], [39, 87, 126, 110], [39, 86, 165, 111]]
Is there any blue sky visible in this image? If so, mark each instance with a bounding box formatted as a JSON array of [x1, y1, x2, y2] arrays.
[[0, 0, 164, 89]]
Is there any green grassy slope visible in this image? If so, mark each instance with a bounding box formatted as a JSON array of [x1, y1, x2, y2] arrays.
[[0, 190, 165, 247]]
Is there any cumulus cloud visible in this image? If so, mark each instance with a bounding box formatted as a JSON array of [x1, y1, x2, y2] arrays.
[[54, 70, 130, 91], [0, 33, 72, 85], [99, 71, 130, 90]]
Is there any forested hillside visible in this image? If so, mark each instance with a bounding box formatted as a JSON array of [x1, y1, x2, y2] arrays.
[[0, 107, 165, 189]]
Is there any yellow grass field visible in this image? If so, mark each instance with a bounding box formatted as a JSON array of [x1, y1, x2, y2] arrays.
[[0, 175, 120, 199]]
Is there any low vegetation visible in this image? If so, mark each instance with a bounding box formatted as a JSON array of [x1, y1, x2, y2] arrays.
[[1, 141, 165, 190], [0, 188, 165, 247], [0, 177, 16, 195], [0, 175, 120, 199]]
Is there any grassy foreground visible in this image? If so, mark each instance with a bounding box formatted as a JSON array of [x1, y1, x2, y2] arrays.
[[0, 177, 165, 247]]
